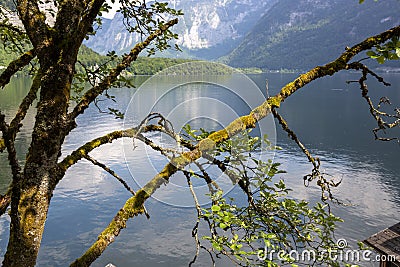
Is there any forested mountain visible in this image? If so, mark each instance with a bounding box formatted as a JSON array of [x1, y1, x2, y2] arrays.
[[1, 0, 399, 70], [223, 0, 400, 70], [0, 44, 105, 69]]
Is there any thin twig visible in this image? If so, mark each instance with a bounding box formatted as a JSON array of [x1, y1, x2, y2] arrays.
[[347, 62, 399, 142], [83, 154, 150, 219], [8, 71, 41, 139], [184, 171, 202, 267], [271, 108, 343, 201]]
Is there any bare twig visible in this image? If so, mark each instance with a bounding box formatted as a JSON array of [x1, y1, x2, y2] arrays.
[[347, 62, 400, 142], [271, 108, 320, 171], [68, 19, 179, 123], [83, 154, 150, 219], [193, 161, 220, 194], [184, 171, 202, 267], [8, 71, 41, 139], [271, 108, 343, 201]]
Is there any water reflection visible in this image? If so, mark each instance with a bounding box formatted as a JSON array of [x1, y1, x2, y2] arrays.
[[0, 73, 398, 266]]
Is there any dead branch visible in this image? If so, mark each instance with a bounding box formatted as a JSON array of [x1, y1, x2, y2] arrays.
[[347, 62, 399, 142], [271, 108, 320, 170], [271, 108, 343, 201]]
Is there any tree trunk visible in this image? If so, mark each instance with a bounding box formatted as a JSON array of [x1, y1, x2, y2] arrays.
[[3, 54, 74, 266]]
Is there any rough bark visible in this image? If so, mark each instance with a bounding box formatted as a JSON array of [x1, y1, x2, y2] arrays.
[[2, 47, 75, 267], [2, 1, 105, 266], [0, 0, 397, 265], [0, 49, 36, 88], [0, 1, 179, 264]]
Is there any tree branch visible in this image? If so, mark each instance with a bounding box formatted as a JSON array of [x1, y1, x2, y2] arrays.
[[0, 49, 36, 88], [0, 188, 11, 216], [83, 154, 150, 219], [71, 25, 400, 266], [57, 124, 180, 177], [8, 72, 41, 140], [58, 129, 136, 174], [262, 25, 400, 109], [0, 114, 22, 220], [347, 62, 399, 142], [0, 114, 21, 179], [68, 18, 179, 122], [76, 0, 105, 42], [184, 171, 202, 267], [16, 0, 50, 47]]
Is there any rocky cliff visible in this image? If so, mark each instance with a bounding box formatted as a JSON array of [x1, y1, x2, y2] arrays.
[[85, 0, 277, 59]]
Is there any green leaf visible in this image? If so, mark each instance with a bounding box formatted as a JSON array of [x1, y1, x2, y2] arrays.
[[377, 55, 385, 64], [366, 50, 377, 58], [211, 205, 221, 212], [396, 48, 400, 57]]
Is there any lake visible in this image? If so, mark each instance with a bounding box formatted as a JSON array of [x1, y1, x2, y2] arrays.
[[0, 69, 399, 266]]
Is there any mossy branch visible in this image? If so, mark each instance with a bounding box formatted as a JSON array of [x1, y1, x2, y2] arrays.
[[70, 24, 400, 266], [8, 72, 41, 140], [57, 124, 181, 180], [0, 49, 36, 89], [0, 138, 5, 152], [68, 18, 179, 122], [57, 129, 135, 174], [16, 0, 51, 47], [262, 25, 400, 108]]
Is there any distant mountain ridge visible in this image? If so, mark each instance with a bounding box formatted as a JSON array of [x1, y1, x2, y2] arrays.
[[85, 0, 278, 59], [1, 0, 398, 70], [223, 0, 400, 70]]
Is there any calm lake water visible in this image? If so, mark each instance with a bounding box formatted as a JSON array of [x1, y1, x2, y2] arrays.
[[0, 71, 399, 266]]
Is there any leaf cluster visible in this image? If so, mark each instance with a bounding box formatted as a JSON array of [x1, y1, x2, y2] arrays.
[[116, 0, 183, 56], [182, 127, 346, 266], [366, 36, 400, 64]]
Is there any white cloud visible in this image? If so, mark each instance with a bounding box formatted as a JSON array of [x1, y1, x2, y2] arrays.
[[103, 0, 121, 19]]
